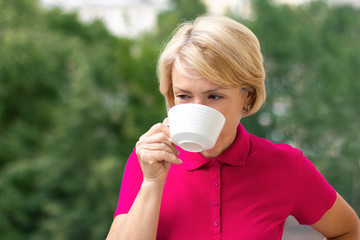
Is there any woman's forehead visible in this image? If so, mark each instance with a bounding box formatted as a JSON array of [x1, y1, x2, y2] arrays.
[[172, 67, 216, 85]]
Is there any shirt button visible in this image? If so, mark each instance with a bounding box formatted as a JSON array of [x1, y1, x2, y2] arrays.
[[214, 220, 220, 226], [213, 201, 219, 206], [214, 181, 219, 187], [214, 161, 220, 167]]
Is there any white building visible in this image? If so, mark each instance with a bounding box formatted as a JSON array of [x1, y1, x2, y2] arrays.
[[203, 0, 252, 18], [41, 0, 169, 38], [327, 0, 360, 7], [276, 0, 360, 7], [41, 0, 254, 37], [41, 0, 360, 38]]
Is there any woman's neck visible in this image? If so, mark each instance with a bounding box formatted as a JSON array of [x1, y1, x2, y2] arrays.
[[200, 129, 237, 159]]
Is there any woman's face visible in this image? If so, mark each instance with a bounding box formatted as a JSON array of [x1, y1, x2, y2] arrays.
[[171, 67, 253, 158]]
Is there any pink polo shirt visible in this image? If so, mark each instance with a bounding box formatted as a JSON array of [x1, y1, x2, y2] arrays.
[[114, 123, 337, 239]]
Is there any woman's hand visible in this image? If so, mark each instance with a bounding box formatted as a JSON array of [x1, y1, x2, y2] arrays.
[[107, 120, 181, 240], [136, 120, 182, 185]]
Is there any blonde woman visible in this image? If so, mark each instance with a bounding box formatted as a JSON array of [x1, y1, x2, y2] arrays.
[[107, 15, 359, 240]]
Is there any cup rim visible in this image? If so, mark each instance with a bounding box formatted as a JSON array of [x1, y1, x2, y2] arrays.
[[168, 103, 225, 118]]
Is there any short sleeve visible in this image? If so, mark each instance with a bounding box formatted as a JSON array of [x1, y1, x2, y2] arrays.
[[113, 149, 143, 218], [292, 151, 337, 225]]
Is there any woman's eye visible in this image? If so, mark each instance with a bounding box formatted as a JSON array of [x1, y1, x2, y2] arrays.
[[209, 94, 223, 100], [176, 94, 190, 100]]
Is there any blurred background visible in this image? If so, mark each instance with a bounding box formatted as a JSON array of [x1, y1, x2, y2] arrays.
[[0, 0, 359, 239]]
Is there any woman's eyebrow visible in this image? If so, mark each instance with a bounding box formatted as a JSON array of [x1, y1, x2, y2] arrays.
[[201, 88, 224, 94], [173, 87, 191, 93], [173, 87, 226, 94]]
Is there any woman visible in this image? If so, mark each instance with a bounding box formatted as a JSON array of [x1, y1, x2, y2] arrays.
[[107, 15, 359, 239]]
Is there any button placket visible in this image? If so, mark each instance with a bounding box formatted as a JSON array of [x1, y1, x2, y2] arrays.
[[210, 160, 221, 237]]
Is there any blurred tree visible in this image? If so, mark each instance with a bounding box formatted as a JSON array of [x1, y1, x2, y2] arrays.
[[239, 0, 360, 212], [121, 0, 208, 139], [0, 0, 208, 239], [0, 0, 131, 239], [2, 0, 357, 239], [156, 0, 207, 40]]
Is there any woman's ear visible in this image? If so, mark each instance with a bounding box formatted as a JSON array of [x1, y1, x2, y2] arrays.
[[241, 88, 256, 117], [245, 88, 256, 107]]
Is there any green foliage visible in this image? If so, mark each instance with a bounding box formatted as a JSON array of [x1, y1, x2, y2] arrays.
[[123, 0, 208, 137], [171, 0, 207, 20], [157, 0, 207, 40], [1, 0, 359, 238], [241, 0, 360, 210], [0, 0, 130, 238], [0, 0, 208, 238]]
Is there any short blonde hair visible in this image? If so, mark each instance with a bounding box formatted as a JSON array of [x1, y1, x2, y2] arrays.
[[157, 15, 266, 116]]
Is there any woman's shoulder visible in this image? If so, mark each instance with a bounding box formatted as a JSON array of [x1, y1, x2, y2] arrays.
[[249, 134, 303, 163]]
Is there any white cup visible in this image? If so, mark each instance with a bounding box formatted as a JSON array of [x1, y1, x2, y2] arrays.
[[168, 103, 225, 152]]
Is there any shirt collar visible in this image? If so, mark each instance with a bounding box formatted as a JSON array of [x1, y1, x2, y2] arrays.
[[178, 123, 251, 171]]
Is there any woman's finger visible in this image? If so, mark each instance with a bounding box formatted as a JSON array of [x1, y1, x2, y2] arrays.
[[140, 142, 178, 156], [138, 149, 182, 165], [137, 131, 178, 156], [139, 123, 170, 140]]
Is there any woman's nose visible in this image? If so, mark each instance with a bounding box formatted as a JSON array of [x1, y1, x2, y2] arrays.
[[193, 98, 205, 105]]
